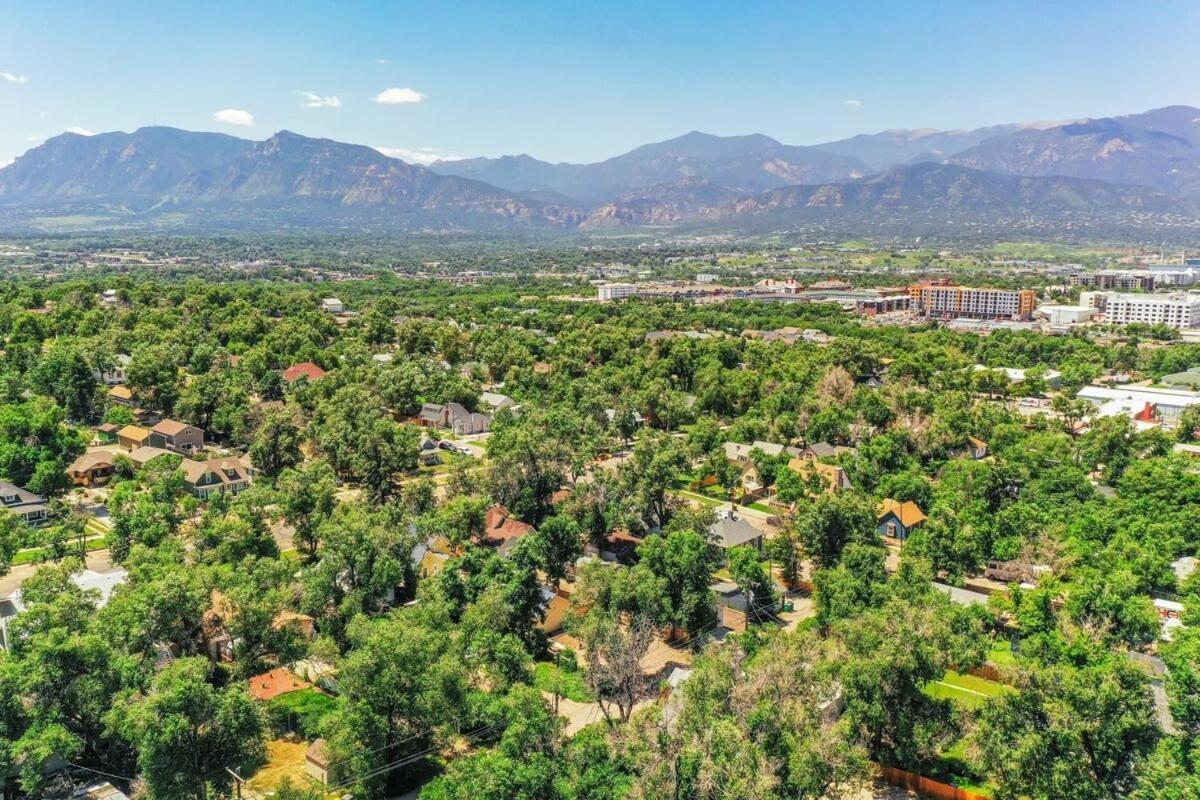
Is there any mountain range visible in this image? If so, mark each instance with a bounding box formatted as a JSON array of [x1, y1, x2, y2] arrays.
[[1, 105, 1199, 236]]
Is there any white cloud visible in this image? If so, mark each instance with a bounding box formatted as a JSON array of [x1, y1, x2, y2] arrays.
[[374, 87, 425, 105], [0, 72, 27, 84], [0, 157, 12, 169], [213, 108, 255, 127], [300, 91, 342, 109], [843, 99, 863, 108], [24, 134, 43, 143], [66, 126, 95, 136], [374, 145, 458, 166]]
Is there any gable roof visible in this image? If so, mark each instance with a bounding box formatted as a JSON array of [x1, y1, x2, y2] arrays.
[[709, 510, 764, 549], [108, 385, 133, 400], [180, 457, 250, 486], [787, 458, 850, 492], [127, 445, 172, 466], [117, 424, 150, 442], [152, 418, 195, 436], [282, 361, 326, 382], [877, 499, 927, 528], [67, 452, 114, 473], [482, 505, 535, 552]]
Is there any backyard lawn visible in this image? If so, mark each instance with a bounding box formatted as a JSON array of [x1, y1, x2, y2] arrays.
[[926, 670, 1011, 711]]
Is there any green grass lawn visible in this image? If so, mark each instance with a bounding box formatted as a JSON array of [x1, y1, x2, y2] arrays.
[[672, 489, 725, 508], [929, 738, 995, 797], [987, 643, 1018, 668], [12, 536, 107, 566], [533, 661, 595, 703], [925, 670, 1011, 711]]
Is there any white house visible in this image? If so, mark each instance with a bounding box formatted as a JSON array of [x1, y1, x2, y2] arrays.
[[321, 297, 345, 314]]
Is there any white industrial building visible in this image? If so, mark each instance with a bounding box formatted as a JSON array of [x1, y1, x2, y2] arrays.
[[598, 283, 638, 301], [1077, 385, 1200, 429], [1035, 304, 1097, 326]]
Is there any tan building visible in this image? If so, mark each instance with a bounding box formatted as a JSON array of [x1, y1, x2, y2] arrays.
[[66, 452, 116, 487], [149, 419, 205, 454], [117, 424, 151, 450], [908, 281, 1036, 321]]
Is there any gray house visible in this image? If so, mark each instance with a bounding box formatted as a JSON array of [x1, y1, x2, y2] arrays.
[[0, 481, 48, 526]]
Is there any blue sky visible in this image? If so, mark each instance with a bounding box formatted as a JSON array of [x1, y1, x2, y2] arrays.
[[1, 1, 1198, 167]]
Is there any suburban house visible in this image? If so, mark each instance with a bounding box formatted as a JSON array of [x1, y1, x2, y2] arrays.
[[95, 422, 119, 444], [723, 440, 802, 464], [877, 499, 927, 541], [480, 505, 535, 555], [180, 457, 253, 499], [708, 508, 765, 557], [786, 457, 852, 494], [418, 435, 441, 466], [0, 481, 48, 526], [412, 535, 456, 577], [117, 424, 151, 450], [92, 353, 132, 386], [282, 361, 327, 383], [965, 437, 989, 460], [321, 297, 344, 314], [126, 445, 173, 468], [418, 402, 491, 435], [67, 452, 116, 487], [108, 385, 135, 406], [604, 408, 647, 429], [799, 442, 853, 460], [480, 391, 519, 414], [149, 419, 205, 454]]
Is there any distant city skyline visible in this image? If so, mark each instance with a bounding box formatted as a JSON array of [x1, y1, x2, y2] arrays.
[[1, 0, 1198, 168]]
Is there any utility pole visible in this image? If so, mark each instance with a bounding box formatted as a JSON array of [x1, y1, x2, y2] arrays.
[[553, 649, 561, 715]]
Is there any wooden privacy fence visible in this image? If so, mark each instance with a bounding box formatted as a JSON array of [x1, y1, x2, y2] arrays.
[[877, 765, 990, 800]]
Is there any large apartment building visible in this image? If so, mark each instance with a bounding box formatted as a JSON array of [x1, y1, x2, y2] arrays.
[[908, 281, 1036, 321], [1097, 292, 1200, 330], [1067, 271, 1156, 291]]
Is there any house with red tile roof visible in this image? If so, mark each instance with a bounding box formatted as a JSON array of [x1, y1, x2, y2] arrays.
[[282, 361, 327, 383]]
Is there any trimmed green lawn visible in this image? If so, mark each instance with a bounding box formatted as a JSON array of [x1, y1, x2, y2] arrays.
[[533, 661, 595, 703], [672, 489, 725, 508], [926, 670, 1011, 711], [12, 536, 106, 566]]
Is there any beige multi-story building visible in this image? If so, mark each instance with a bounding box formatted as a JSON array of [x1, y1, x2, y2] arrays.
[[908, 281, 1036, 321]]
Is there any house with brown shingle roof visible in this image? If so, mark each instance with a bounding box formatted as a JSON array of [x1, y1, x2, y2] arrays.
[[877, 499, 927, 541], [149, 419, 204, 454], [66, 452, 116, 487], [180, 456, 253, 499]]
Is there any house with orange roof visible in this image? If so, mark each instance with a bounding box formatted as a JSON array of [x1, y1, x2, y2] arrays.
[[877, 499, 927, 541], [282, 361, 327, 383]]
